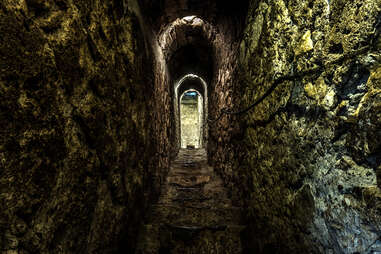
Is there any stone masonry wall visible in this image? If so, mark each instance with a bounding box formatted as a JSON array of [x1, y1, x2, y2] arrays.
[[216, 0, 381, 253], [0, 0, 158, 253]]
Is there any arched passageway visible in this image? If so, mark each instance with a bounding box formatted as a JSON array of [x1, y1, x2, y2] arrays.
[[174, 74, 208, 150], [134, 8, 250, 252], [2, 0, 380, 253], [179, 89, 203, 148], [133, 5, 253, 253]]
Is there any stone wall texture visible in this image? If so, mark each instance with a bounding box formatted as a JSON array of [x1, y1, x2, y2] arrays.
[[0, 0, 380, 253], [0, 0, 161, 253], [209, 0, 381, 253]]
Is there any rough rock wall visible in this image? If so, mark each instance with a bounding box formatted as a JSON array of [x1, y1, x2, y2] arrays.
[[218, 0, 380, 253], [0, 0, 158, 253], [207, 12, 248, 201]]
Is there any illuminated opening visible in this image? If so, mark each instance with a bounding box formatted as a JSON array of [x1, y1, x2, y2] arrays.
[[183, 15, 196, 22], [180, 90, 203, 148], [174, 74, 208, 150]]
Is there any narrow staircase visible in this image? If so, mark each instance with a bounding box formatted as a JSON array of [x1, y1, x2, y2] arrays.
[[136, 148, 245, 254]]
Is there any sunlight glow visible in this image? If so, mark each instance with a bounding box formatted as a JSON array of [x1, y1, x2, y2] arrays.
[[183, 16, 196, 22]]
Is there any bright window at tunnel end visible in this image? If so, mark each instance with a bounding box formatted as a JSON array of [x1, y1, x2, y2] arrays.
[[183, 16, 197, 22], [181, 15, 204, 25], [185, 91, 197, 97]]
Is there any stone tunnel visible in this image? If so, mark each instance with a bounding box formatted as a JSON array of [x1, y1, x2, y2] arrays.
[[0, 0, 380, 253]]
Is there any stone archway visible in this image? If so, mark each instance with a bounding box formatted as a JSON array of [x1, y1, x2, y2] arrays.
[[179, 89, 203, 148], [174, 74, 208, 150]]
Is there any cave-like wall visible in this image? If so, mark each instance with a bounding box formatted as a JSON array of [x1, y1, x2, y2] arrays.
[[0, 0, 159, 253], [1, 0, 380, 253], [206, 4, 250, 202], [215, 0, 381, 253]]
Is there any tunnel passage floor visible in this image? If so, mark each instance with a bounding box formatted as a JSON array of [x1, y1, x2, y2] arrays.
[[136, 148, 245, 253]]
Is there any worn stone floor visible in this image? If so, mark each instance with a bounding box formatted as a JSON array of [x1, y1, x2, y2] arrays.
[[136, 148, 245, 253]]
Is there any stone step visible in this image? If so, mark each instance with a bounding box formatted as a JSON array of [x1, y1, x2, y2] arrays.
[[148, 204, 245, 226], [167, 169, 211, 176], [166, 174, 212, 188], [135, 223, 246, 254], [161, 190, 231, 206], [136, 148, 245, 253]]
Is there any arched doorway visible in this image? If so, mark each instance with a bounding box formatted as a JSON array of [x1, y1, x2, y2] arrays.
[[180, 89, 203, 148], [174, 74, 208, 150]]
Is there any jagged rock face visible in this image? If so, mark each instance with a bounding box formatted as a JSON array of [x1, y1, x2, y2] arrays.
[[0, 0, 160, 253], [209, 0, 381, 253], [1, 0, 380, 253]]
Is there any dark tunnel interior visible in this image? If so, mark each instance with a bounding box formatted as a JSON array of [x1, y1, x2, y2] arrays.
[[0, 0, 380, 253]]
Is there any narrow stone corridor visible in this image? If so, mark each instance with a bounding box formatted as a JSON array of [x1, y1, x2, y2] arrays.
[[137, 148, 244, 253], [0, 0, 380, 253]]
